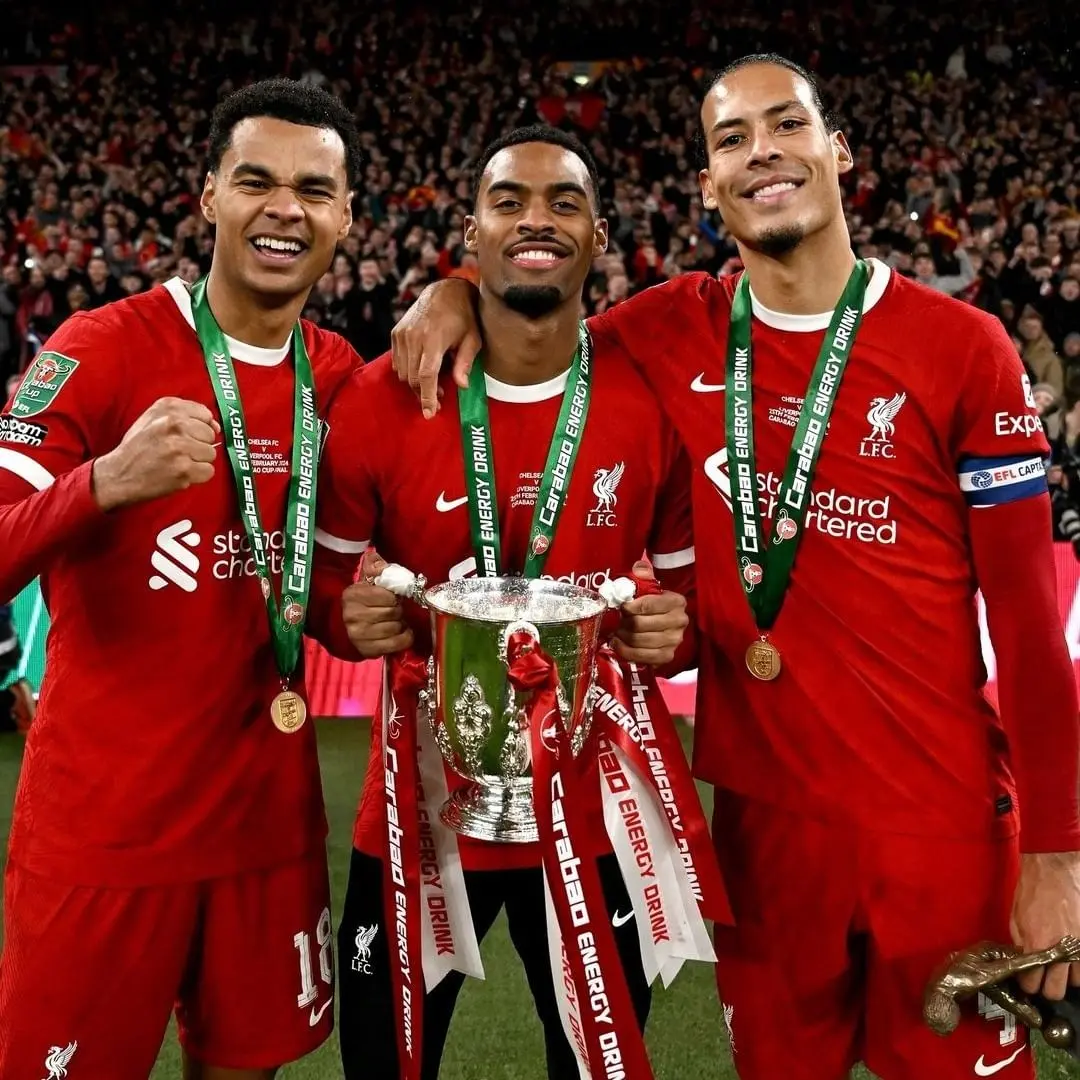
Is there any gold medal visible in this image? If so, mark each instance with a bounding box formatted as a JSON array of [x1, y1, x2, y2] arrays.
[[271, 689, 307, 733], [746, 639, 781, 681]]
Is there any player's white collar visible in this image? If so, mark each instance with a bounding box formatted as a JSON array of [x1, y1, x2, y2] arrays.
[[162, 276, 290, 366], [483, 368, 570, 403], [748, 257, 891, 333]]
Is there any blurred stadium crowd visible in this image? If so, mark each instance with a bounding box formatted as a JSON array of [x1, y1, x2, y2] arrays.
[[1, 1, 1079, 442]]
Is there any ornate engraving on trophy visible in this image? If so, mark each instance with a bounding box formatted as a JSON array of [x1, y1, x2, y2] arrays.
[[452, 675, 492, 774], [417, 661, 435, 725], [570, 678, 593, 756], [424, 576, 607, 843], [434, 721, 456, 767], [555, 683, 571, 724], [421, 660, 457, 765], [499, 705, 530, 777]]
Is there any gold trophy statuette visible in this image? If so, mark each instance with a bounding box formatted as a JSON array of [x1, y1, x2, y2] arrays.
[[924, 936, 1080, 1052]]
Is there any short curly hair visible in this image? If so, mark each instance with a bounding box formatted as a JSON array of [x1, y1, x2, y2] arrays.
[[207, 78, 362, 190], [472, 124, 601, 210]]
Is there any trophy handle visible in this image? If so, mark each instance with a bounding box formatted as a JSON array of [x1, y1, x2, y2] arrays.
[[374, 563, 428, 606], [599, 575, 637, 608], [500, 620, 541, 665]]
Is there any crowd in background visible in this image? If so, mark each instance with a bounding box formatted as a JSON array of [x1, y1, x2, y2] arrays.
[[1, 0, 1079, 466]]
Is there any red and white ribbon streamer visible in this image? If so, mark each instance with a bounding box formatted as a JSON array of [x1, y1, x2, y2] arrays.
[[381, 655, 427, 1080], [415, 699, 486, 988], [593, 651, 730, 987], [507, 629, 655, 1080], [373, 564, 485, 998]]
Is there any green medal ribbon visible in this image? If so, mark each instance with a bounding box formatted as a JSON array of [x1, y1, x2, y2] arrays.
[[458, 322, 591, 578], [726, 260, 869, 631], [191, 277, 318, 684]]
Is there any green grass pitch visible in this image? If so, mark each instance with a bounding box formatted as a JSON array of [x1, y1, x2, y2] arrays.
[[0, 720, 1076, 1078]]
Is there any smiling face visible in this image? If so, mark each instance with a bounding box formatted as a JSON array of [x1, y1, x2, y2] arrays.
[[200, 116, 352, 301], [699, 64, 852, 257], [465, 141, 608, 318]]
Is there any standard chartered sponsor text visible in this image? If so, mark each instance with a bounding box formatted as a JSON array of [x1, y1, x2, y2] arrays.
[[761, 472, 897, 543], [213, 529, 288, 578]]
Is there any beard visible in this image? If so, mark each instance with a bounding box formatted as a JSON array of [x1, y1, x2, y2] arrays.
[[502, 283, 563, 318], [754, 223, 806, 257]]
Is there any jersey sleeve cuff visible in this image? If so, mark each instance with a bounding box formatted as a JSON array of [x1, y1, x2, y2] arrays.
[[1019, 822, 1080, 855], [649, 545, 695, 570], [314, 528, 370, 555], [73, 459, 109, 520]]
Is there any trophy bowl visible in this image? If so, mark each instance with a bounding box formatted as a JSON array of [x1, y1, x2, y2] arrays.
[[422, 576, 607, 843]]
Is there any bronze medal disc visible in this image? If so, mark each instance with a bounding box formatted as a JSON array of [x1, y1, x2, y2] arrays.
[[271, 690, 308, 733], [745, 639, 781, 681]]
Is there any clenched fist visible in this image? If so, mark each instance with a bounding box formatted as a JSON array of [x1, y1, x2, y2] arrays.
[[92, 398, 220, 511], [341, 550, 415, 658]]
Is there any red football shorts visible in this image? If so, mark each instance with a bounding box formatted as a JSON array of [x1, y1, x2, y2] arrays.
[[711, 789, 1035, 1080], [0, 850, 333, 1078]]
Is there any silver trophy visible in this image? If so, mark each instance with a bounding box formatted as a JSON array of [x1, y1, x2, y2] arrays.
[[420, 576, 607, 843]]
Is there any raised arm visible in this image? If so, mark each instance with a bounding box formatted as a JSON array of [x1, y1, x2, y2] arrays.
[[0, 316, 218, 600]]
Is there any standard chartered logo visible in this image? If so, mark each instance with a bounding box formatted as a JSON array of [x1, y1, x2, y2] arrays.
[[148, 521, 286, 592], [149, 520, 201, 592], [704, 447, 898, 545]]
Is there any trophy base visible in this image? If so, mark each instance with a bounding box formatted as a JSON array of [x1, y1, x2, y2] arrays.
[[440, 779, 538, 843]]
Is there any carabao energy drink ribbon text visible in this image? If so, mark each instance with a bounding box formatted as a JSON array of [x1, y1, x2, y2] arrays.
[[378, 647, 485, 1080], [726, 261, 869, 679], [376, 565, 721, 1076], [381, 655, 428, 1080], [507, 629, 655, 1080], [458, 321, 590, 575], [413, 679, 484, 990], [592, 645, 731, 987], [191, 277, 317, 729]]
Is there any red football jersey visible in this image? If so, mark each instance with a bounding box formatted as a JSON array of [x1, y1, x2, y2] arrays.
[[0, 278, 360, 886], [593, 261, 1050, 841], [314, 329, 694, 871]]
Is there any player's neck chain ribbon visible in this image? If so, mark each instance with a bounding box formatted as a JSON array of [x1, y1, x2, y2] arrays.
[[191, 277, 317, 732], [726, 259, 870, 681], [458, 322, 591, 578]]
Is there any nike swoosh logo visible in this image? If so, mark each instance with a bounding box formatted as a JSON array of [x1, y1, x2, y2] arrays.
[[690, 374, 726, 393], [974, 1046, 1026, 1076], [612, 909, 635, 928], [309, 997, 334, 1026], [436, 492, 469, 512]]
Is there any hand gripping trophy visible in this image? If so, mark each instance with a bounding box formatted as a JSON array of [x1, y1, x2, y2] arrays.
[[370, 559, 728, 1080], [924, 936, 1080, 1055], [374, 565, 609, 841]]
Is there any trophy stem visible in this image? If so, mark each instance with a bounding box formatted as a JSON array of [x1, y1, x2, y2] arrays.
[[440, 778, 538, 843]]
